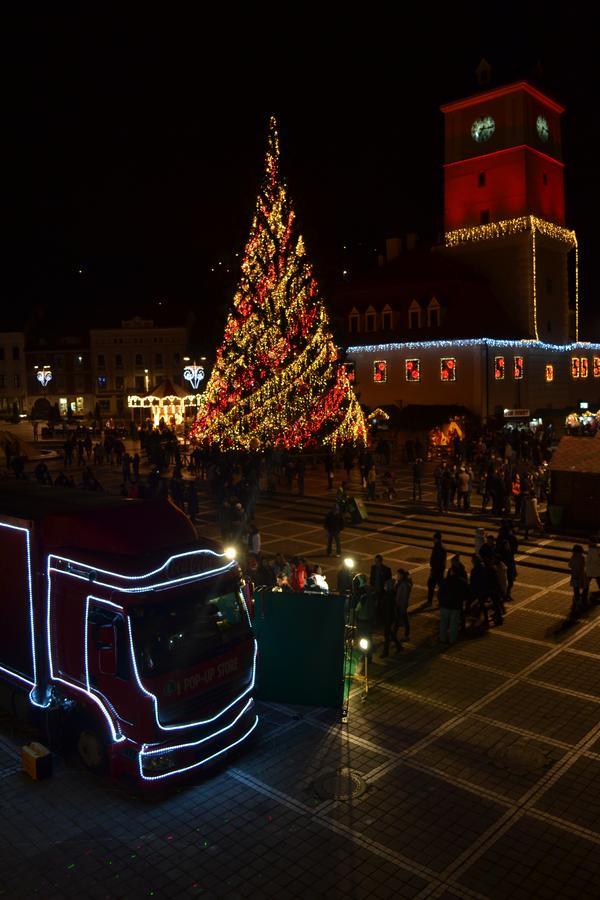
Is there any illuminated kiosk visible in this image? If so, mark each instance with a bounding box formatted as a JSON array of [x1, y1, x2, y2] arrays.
[[128, 379, 201, 429]]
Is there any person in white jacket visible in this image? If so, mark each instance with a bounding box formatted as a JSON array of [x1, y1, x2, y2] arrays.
[[587, 538, 600, 594]]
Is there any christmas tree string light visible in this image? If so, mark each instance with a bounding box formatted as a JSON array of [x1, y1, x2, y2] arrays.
[[190, 117, 366, 450]]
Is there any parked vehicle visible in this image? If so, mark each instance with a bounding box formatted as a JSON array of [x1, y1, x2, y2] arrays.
[[0, 482, 257, 783]]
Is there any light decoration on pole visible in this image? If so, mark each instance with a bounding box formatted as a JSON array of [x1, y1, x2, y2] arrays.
[[445, 215, 579, 342], [440, 358, 456, 382], [36, 367, 52, 387], [189, 118, 366, 451], [494, 356, 505, 380], [183, 364, 205, 390]]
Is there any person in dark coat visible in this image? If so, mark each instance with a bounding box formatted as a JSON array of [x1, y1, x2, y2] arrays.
[[324, 507, 344, 557], [426, 532, 447, 606], [439, 568, 470, 644], [370, 554, 392, 617]]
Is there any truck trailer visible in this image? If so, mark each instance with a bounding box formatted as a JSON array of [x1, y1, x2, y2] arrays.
[[0, 482, 257, 783]]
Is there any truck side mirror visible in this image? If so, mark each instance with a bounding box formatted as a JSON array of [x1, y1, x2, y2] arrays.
[[97, 624, 117, 676]]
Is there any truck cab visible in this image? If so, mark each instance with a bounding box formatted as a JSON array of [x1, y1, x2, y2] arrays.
[[0, 484, 257, 783]]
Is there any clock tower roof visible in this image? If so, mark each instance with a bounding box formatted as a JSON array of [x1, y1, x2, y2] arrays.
[[440, 81, 564, 115]]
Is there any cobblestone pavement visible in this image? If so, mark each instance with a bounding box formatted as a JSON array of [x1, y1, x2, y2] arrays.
[[1, 454, 599, 898]]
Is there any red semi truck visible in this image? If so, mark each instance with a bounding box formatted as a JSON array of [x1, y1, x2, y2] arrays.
[[0, 482, 257, 783]]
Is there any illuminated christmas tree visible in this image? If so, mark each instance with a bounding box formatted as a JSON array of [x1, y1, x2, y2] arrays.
[[191, 117, 366, 451]]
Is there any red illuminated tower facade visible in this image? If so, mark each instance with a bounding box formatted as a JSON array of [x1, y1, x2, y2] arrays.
[[441, 82, 578, 342]]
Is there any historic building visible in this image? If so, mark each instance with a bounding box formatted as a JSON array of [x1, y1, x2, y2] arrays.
[[0, 333, 27, 415], [89, 316, 189, 417], [342, 79, 600, 425]]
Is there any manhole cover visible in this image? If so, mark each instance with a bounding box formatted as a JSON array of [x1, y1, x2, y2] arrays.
[[312, 767, 367, 801], [488, 742, 551, 775]]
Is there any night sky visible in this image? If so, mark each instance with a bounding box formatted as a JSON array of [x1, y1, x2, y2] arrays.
[[6, 12, 599, 344]]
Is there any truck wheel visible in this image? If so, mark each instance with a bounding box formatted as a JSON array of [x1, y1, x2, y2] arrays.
[[77, 728, 107, 772]]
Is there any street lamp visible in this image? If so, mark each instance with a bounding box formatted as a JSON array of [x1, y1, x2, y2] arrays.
[[144, 369, 149, 392]]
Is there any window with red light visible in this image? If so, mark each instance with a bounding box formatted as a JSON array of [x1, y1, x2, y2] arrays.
[[373, 360, 387, 383], [405, 359, 421, 382], [344, 362, 356, 383], [594, 356, 600, 378], [581, 357, 589, 378], [494, 356, 505, 380], [545, 364, 554, 383], [513, 356, 524, 380], [440, 358, 456, 382], [571, 357, 580, 378]]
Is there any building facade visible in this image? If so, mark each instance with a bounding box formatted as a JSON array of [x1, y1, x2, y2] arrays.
[[345, 80, 599, 423], [0, 333, 27, 416], [89, 317, 189, 417], [25, 343, 94, 420]]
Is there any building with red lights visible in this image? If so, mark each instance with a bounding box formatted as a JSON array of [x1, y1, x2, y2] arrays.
[[341, 79, 599, 426]]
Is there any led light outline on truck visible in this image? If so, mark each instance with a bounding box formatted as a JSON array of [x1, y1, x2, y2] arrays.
[[0, 525, 257, 781]]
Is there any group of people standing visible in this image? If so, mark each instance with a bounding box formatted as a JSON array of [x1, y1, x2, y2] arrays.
[[568, 539, 600, 616], [426, 523, 519, 644]]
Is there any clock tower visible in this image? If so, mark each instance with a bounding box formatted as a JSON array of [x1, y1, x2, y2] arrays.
[[440, 81, 578, 342]]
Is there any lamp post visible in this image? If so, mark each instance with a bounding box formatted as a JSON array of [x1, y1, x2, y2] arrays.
[[341, 556, 356, 722]]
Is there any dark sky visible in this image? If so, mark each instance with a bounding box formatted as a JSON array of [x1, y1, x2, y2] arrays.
[[6, 11, 599, 342]]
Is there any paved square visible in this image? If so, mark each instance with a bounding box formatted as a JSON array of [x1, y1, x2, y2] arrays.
[[2, 464, 600, 897]]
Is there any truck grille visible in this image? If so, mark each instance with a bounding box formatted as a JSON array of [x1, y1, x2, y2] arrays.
[[157, 675, 252, 726]]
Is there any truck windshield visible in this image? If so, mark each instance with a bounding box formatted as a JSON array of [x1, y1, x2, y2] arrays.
[[129, 587, 250, 678]]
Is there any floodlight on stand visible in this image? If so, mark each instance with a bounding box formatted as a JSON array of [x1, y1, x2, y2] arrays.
[[358, 637, 370, 653], [224, 546, 237, 561], [343, 557, 355, 569]]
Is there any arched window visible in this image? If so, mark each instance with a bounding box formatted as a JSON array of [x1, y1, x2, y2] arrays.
[[381, 304, 393, 330], [427, 297, 441, 328], [348, 307, 360, 334], [408, 300, 422, 330], [365, 305, 377, 332]]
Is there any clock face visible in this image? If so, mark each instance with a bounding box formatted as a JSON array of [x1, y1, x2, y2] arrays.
[[536, 115, 549, 142], [471, 116, 495, 143]]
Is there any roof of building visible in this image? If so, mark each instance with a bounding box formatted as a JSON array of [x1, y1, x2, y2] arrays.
[[330, 246, 522, 343], [549, 433, 600, 475]]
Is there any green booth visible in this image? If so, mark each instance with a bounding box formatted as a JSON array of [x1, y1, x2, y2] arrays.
[[253, 589, 348, 708]]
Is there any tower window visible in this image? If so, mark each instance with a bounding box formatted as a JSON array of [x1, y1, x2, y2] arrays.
[[381, 305, 393, 330], [480, 209, 490, 225], [365, 313, 376, 332], [349, 312, 360, 333], [427, 297, 441, 327], [478, 172, 486, 188], [408, 300, 422, 329]]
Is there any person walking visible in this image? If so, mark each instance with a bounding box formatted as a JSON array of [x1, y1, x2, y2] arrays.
[[587, 538, 600, 596], [426, 532, 447, 607], [370, 554, 392, 619], [569, 544, 588, 616], [439, 564, 469, 645], [393, 568, 412, 648], [457, 467, 470, 510], [324, 506, 344, 557], [325, 451, 335, 490], [366, 464, 377, 501], [412, 457, 423, 501]]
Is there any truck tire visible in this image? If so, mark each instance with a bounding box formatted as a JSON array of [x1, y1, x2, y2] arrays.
[[77, 727, 107, 772]]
